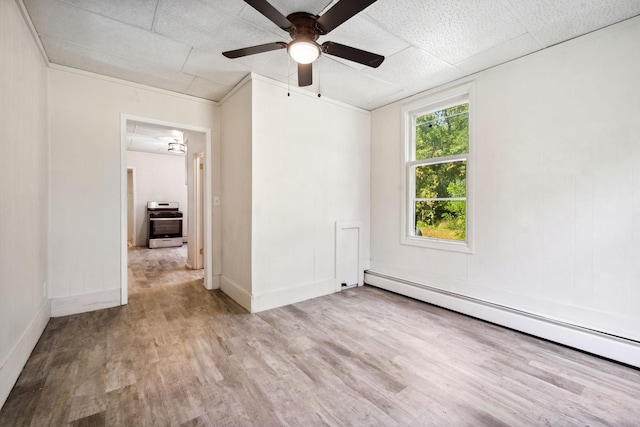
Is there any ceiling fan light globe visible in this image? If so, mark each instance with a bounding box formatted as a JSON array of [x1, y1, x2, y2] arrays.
[[288, 40, 320, 64]]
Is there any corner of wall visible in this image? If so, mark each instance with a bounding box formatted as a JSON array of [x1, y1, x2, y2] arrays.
[[0, 299, 51, 409]]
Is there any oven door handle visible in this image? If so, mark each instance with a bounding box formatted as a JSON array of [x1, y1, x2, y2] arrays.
[[149, 217, 183, 221]]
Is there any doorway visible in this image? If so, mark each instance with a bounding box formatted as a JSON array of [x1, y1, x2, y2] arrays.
[[120, 115, 214, 305]]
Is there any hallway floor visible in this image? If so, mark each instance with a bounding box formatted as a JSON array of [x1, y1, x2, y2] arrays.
[[127, 245, 204, 295], [1, 247, 639, 425]]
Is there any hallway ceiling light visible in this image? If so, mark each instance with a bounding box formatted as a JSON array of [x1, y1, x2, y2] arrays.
[[168, 139, 185, 154]]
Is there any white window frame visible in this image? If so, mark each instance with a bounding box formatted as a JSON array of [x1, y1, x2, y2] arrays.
[[400, 83, 474, 253]]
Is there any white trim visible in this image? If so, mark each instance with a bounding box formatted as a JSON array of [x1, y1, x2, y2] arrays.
[[14, 0, 49, 65], [365, 272, 640, 368], [0, 300, 50, 409], [400, 82, 474, 253], [121, 115, 215, 302], [51, 288, 120, 317], [220, 276, 252, 312], [194, 153, 205, 270], [251, 279, 336, 313], [126, 167, 136, 246]]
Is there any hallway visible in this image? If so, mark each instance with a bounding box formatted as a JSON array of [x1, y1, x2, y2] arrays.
[[128, 245, 204, 295]]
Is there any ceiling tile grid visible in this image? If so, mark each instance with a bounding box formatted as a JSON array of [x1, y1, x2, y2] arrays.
[[59, 0, 158, 30], [42, 37, 196, 94], [505, 0, 640, 47], [19, 0, 640, 109], [25, 0, 192, 72]]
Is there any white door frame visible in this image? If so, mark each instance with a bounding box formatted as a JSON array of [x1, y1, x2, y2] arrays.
[[194, 153, 205, 270], [120, 114, 214, 304], [127, 167, 136, 247]]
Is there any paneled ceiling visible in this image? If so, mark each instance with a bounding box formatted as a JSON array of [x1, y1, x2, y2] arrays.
[[126, 121, 186, 156], [22, 0, 640, 110]]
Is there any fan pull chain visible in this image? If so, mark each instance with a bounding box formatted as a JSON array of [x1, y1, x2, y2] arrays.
[[287, 54, 291, 97], [317, 58, 322, 98]]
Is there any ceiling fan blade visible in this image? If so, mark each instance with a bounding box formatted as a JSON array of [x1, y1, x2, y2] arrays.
[[316, 0, 377, 34], [222, 42, 287, 59], [322, 41, 384, 68], [298, 63, 312, 87], [244, 0, 292, 30]]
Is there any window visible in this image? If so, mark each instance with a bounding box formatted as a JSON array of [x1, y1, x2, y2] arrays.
[[402, 85, 472, 251]]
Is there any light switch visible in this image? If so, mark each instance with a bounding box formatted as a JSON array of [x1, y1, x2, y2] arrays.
[[213, 196, 220, 206]]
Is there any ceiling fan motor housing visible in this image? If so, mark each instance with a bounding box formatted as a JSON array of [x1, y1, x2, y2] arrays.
[[286, 12, 321, 41]]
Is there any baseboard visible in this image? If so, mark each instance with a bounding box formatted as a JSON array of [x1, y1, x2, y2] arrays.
[[365, 271, 640, 368], [220, 276, 252, 312], [251, 278, 336, 313], [0, 299, 51, 409], [51, 288, 121, 317]]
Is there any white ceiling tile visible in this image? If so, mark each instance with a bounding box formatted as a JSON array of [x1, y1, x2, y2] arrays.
[[317, 14, 411, 70], [507, 0, 640, 47], [236, 4, 289, 36], [153, 0, 234, 51], [364, 0, 527, 64], [252, 0, 333, 18], [42, 37, 195, 93], [24, 0, 191, 71], [234, 49, 295, 81], [185, 77, 235, 101], [183, 49, 251, 85], [56, 0, 158, 30], [154, 0, 283, 54], [302, 57, 403, 109], [197, 0, 247, 17], [363, 46, 464, 93], [454, 33, 541, 75], [21, 0, 640, 110]]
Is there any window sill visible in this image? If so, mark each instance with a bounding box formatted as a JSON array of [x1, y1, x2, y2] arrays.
[[401, 235, 472, 253]]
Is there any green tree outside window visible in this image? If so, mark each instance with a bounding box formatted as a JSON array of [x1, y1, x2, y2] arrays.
[[413, 103, 469, 241]]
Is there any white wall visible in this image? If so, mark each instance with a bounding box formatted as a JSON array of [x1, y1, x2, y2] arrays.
[[126, 151, 188, 246], [48, 67, 219, 315], [249, 77, 371, 312], [370, 18, 640, 360], [220, 80, 253, 309], [0, 0, 50, 408]]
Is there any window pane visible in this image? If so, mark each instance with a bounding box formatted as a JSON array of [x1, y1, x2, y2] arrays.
[[415, 103, 469, 160], [415, 200, 466, 241], [415, 161, 466, 199]]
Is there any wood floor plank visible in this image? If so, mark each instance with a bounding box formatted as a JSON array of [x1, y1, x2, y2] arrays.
[[1, 245, 640, 426]]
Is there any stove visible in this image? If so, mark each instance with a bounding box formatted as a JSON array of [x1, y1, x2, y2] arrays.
[[147, 201, 183, 248]]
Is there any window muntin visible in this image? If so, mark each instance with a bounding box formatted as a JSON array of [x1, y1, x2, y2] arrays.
[[408, 101, 469, 244]]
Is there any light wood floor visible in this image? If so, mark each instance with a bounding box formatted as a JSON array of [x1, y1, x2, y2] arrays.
[[1, 248, 639, 426]]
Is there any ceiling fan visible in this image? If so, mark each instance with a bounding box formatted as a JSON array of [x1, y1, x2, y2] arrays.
[[222, 0, 384, 87]]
